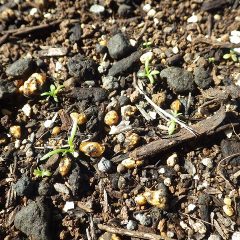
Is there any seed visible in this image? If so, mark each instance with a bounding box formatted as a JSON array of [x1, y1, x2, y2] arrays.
[[78, 113, 87, 125], [104, 110, 119, 126], [223, 205, 234, 217], [52, 126, 61, 136], [79, 142, 105, 157], [59, 157, 72, 177], [143, 190, 168, 210], [170, 99, 182, 112], [135, 194, 147, 206], [19, 73, 46, 97], [125, 133, 140, 149], [10, 125, 21, 139]]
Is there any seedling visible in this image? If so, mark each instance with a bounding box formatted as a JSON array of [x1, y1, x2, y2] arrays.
[[208, 57, 216, 63], [41, 83, 64, 102], [33, 168, 51, 177], [137, 58, 160, 84], [142, 41, 152, 48], [223, 49, 238, 62], [40, 120, 78, 161], [167, 110, 182, 135]]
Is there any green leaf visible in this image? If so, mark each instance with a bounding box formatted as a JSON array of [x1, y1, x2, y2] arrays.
[[68, 120, 78, 147], [53, 96, 59, 102], [148, 74, 155, 84], [223, 54, 231, 59], [231, 54, 238, 62], [168, 121, 176, 135], [33, 168, 51, 177], [50, 84, 56, 92], [145, 59, 150, 73], [150, 70, 160, 75], [41, 92, 50, 96], [40, 148, 67, 161]]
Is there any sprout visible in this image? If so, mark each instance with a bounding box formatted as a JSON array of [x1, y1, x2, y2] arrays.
[[41, 83, 64, 102], [223, 49, 238, 62]]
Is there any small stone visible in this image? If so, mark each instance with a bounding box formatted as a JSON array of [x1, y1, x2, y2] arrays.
[[107, 32, 133, 60], [0, 79, 16, 100], [160, 67, 195, 94], [223, 205, 234, 216], [13, 176, 35, 197], [147, 9, 156, 18], [38, 181, 53, 196], [69, 23, 81, 43], [230, 31, 240, 44], [52, 126, 61, 136], [22, 104, 31, 117], [117, 163, 126, 173], [10, 125, 21, 139], [187, 14, 199, 23], [14, 199, 52, 240], [135, 194, 147, 206], [166, 153, 178, 167], [140, 51, 153, 63], [98, 158, 112, 173], [232, 232, 240, 240], [143, 4, 151, 12], [63, 201, 74, 212], [201, 158, 213, 168], [188, 203, 196, 212], [208, 234, 221, 240], [163, 178, 171, 186], [54, 183, 70, 195], [126, 220, 137, 230], [89, 4, 105, 14], [194, 67, 212, 89], [135, 213, 152, 226], [167, 231, 175, 238], [224, 197, 232, 206], [67, 54, 98, 80], [172, 46, 179, 54], [102, 76, 119, 90], [118, 4, 132, 18], [193, 221, 207, 234], [6, 58, 35, 79]]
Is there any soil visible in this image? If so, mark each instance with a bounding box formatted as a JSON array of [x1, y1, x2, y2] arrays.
[[0, 0, 240, 240]]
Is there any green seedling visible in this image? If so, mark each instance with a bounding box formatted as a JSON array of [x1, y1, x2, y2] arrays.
[[33, 168, 51, 177], [208, 57, 216, 63], [142, 41, 153, 48], [223, 49, 238, 62], [167, 110, 182, 135], [137, 58, 160, 84], [41, 83, 64, 102], [40, 120, 78, 161]]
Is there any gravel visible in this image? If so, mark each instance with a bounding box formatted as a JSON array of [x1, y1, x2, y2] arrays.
[[107, 32, 133, 60], [194, 66, 213, 89], [160, 67, 195, 93]]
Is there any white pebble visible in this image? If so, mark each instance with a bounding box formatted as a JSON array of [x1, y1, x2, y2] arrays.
[[208, 234, 221, 240], [164, 178, 171, 186], [90, 4, 105, 14], [232, 232, 240, 240], [224, 129, 233, 138], [140, 51, 153, 63], [180, 221, 188, 229], [158, 167, 165, 174], [44, 113, 58, 128], [166, 153, 178, 167], [55, 61, 63, 72], [143, 4, 151, 12], [22, 104, 31, 117], [201, 158, 213, 168], [167, 231, 175, 238], [187, 14, 199, 23], [188, 203, 196, 212], [29, 8, 38, 16], [130, 39, 137, 47], [63, 201, 74, 212], [186, 34, 192, 42], [230, 30, 240, 44], [147, 9, 156, 18], [172, 46, 179, 54], [193, 221, 207, 234], [15, 140, 21, 149]]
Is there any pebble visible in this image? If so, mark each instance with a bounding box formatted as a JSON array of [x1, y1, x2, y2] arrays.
[[201, 158, 213, 168], [230, 30, 240, 44], [13, 175, 35, 197], [0, 80, 16, 100], [126, 220, 137, 230], [232, 232, 240, 240], [208, 234, 221, 240], [63, 201, 74, 212], [69, 23, 81, 43], [172, 46, 179, 54], [107, 32, 133, 60], [147, 9, 156, 18], [22, 104, 31, 117], [89, 4, 105, 14], [102, 76, 119, 90], [14, 199, 52, 240], [143, 4, 151, 12], [188, 203, 196, 212], [6, 58, 35, 79], [223, 205, 234, 216], [194, 67, 212, 89], [140, 51, 153, 63], [166, 153, 178, 167], [187, 14, 199, 23], [38, 181, 53, 196], [10, 125, 21, 139], [135, 213, 152, 226], [108, 50, 142, 76], [160, 67, 195, 93], [118, 4, 132, 18], [54, 183, 70, 195], [163, 178, 171, 186], [98, 158, 112, 173], [67, 54, 98, 80]]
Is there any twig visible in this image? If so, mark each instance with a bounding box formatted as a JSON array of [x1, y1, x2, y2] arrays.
[[97, 224, 163, 240], [133, 73, 197, 136], [0, 33, 10, 46], [216, 153, 240, 189]]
